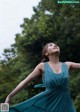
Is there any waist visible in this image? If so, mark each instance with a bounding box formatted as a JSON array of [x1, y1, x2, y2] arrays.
[[46, 87, 69, 92]]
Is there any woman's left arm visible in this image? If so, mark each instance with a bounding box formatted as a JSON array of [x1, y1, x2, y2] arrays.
[[65, 61, 80, 70]]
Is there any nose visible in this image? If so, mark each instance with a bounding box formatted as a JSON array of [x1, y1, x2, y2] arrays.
[[54, 45, 58, 48]]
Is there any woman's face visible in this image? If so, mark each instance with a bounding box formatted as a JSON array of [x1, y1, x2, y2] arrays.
[[46, 43, 60, 56]]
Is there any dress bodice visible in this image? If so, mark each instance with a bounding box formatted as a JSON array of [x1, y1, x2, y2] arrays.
[[42, 62, 69, 92]]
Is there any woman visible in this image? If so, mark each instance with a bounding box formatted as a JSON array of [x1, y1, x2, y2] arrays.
[[5, 42, 79, 112]]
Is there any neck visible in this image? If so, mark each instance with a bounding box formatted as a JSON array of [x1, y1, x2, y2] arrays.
[[48, 54, 59, 64]]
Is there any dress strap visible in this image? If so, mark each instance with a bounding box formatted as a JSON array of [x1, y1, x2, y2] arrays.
[[62, 62, 69, 75]]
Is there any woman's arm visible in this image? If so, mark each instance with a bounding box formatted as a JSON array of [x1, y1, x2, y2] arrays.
[[5, 62, 44, 103], [65, 61, 80, 70]]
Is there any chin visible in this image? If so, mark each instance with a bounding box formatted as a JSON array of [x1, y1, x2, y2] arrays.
[[53, 51, 60, 55]]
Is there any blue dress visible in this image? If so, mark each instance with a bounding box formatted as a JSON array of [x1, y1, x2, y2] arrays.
[[9, 62, 76, 112]]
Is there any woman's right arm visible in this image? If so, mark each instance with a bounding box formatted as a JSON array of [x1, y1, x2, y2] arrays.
[[5, 62, 44, 103]]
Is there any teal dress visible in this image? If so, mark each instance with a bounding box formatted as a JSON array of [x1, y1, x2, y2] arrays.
[[9, 62, 76, 112]]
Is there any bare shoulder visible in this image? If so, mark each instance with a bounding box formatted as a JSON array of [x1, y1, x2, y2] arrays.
[[65, 61, 80, 70], [37, 62, 44, 72], [64, 61, 71, 69]]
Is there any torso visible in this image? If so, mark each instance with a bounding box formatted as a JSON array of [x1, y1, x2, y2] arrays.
[[40, 62, 69, 78]]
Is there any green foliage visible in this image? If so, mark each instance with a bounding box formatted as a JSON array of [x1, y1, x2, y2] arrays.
[[75, 94, 80, 112], [69, 71, 80, 111]]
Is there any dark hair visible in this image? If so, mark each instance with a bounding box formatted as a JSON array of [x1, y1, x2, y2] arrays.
[[41, 43, 49, 62]]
